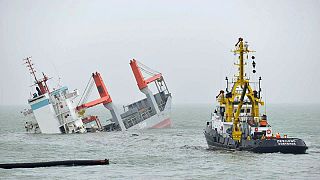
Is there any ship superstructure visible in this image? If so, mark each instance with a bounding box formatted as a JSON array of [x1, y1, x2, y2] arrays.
[[204, 38, 308, 154], [22, 57, 86, 134]]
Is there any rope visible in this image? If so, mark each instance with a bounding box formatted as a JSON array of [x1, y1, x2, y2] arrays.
[[137, 61, 160, 75], [82, 80, 94, 104], [78, 76, 94, 106], [140, 68, 155, 76]]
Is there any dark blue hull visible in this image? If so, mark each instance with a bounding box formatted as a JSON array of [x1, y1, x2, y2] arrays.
[[204, 127, 308, 154]]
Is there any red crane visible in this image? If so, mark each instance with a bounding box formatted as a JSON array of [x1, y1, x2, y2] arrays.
[[130, 59, 163, 90], [76, 72, 112, 111], [129, 59, 170, 115], [76, 72, 125, 131]]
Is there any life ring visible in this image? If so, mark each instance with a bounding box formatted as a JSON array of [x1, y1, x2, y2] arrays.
[[267, 129, 271, 134], [255, 127, 258, 132]]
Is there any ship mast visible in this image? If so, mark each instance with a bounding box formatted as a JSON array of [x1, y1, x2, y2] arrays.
[[23, 57, 50, 95], [216, 38, 264, 141], [238, 39, 245, 85]]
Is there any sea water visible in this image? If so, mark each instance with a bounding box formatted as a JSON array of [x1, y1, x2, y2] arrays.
[[0, 104, 319, 179]]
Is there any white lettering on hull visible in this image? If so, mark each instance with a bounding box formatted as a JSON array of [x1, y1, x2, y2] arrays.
[[277, 140, 297, 146]]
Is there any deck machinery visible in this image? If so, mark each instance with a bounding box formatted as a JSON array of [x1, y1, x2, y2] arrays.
[[204, 38, 308, 154]]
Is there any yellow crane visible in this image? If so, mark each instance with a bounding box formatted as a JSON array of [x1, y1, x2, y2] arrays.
[[217, 38, 264, 141]]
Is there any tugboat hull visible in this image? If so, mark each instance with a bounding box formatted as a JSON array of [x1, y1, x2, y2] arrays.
[[204, 128, 308, 154], [247, 139, 308, 154]]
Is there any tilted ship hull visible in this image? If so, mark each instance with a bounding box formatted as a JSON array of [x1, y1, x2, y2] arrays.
[[117, 59, 172, 130], [123, 95, 172, 130], [78, 59, 172, 132]]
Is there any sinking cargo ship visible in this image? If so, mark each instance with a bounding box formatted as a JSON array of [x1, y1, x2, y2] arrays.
[[22, 57, 86, 134], [77, 59, 172, 132], [22, 57, 172, 134], [204, 38, 308, 154]]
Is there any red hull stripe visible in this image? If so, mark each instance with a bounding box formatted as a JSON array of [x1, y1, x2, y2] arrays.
[[151, 118, 172, 128]]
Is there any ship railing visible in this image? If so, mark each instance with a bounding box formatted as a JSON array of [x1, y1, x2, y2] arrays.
[[21, 109, 33, 117], [239, 116, 253, 122], [105, 118, 114, 125], [123, 92, 167, 112], [55, 110, 71, 117], [158, 101, 166, 111], [28, 94, 46, 103], [139, 107, 154, 120], [123, 106, 155, 129], [123, 114, 142, 129], [221, 115, 253, 122], [233, 100, 251, 105], [131, 116, 139, 127]]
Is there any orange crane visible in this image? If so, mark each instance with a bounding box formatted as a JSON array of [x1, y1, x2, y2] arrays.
[[76, 72, 125, 131], [76, 72, 113, 110], [130, 59, 168, 114], [130, 59, 163, 90]]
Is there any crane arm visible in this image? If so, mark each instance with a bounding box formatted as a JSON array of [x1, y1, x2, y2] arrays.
[[130, 59, 162, 90], [232, 82, 248, 141], [76, 72, 112, 111], [234, 82, 248, 122], [76, 96, 110, 110]]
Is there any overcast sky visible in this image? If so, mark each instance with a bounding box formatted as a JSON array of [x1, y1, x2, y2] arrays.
[[1, 0, 319, 106]]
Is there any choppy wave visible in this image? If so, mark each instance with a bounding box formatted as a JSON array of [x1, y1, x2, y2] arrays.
[[1, 105, 320, 179]]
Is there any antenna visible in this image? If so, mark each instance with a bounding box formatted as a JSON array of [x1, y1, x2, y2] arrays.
[[23, 57, 50, 94], [225, 77, 229, 92], [264, 88, 267, 114], [23, 56, 38, 82], [51, 62, 62, 88]]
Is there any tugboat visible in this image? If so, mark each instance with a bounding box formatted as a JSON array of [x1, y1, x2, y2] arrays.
[[204, 38, 308, 154]]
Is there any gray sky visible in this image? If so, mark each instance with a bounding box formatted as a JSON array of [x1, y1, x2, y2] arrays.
[[1, 0, 320, 106]]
